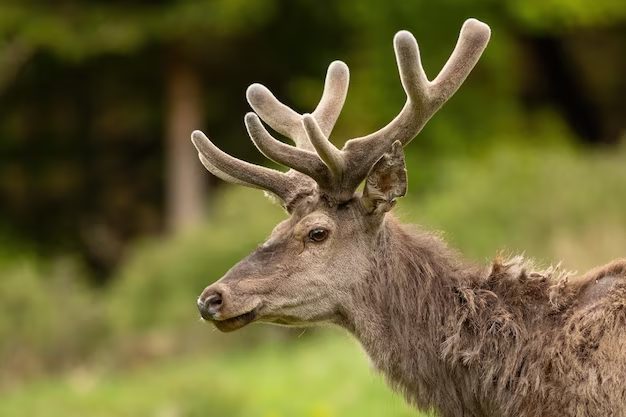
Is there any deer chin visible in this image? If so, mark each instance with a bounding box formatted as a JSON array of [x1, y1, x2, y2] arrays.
[[211, 308, 258, 332]]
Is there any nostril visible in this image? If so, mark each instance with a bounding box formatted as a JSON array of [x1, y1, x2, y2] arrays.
[[201, 292, 223, 316], [206, 294, 222, 309], [198, 287, 226, 319]]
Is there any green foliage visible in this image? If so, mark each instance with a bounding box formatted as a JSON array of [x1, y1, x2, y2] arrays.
[[0, 258, 103, 376], [0, 0, 279, 59], [403, 141, 626, 268], [0, 332, 423, 417], [506, 0, 626, 31]]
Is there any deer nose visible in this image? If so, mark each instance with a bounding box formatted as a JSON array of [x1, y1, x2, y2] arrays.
[[197, 289, 223, 320]]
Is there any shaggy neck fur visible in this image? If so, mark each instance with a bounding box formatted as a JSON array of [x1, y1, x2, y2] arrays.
[[341, 216, 626, 417]]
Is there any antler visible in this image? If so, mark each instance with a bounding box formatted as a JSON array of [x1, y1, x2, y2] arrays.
[[192, 19, 491, 206], [191, 59, 349, 206]]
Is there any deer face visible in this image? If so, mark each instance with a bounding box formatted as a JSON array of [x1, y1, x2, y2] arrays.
[[192, 20, 490, 332], [197, 198, 375, 332]]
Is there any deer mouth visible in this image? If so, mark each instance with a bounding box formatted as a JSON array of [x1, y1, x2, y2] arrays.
[[211, 309, 258, 332]]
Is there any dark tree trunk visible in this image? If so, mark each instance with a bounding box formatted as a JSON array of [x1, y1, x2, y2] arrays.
[[165, 56, 206, 232]]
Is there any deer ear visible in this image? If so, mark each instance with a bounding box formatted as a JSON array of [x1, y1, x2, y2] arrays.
[[361, 141, 407, 214]]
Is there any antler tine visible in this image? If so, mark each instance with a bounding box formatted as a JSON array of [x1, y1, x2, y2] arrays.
[[191, 130, 295, 201], [244, 113, 331, 184], [432, 19, 492, 103], [394, 30, 429, 105], [302, 114, 345, 179], [311, 60, 350, 136], [246, 60, 350, 151], [197, 153, 253, 187], [246, 84, 309, 149], [342, 19, 491, 192]]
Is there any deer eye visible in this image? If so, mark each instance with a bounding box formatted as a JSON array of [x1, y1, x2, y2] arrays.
[[308, 228, 328, 243]]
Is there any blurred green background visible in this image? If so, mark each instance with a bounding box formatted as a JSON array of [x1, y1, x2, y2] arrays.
[[0, 1, 625, 416]]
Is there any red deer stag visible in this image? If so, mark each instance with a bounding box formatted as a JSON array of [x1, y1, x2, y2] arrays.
[[192, 19, 626, 417]]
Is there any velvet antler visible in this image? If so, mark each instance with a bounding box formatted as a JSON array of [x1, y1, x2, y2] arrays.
[[192, 19, 491, 206]]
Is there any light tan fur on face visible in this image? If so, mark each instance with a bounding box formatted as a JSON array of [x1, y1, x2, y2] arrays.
[[207, 198, 373, 327]]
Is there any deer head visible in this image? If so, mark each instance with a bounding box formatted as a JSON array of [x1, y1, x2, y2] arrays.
[[193, 19, 490, 332]]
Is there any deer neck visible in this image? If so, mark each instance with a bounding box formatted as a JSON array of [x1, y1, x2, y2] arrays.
[[341, 216, 477, 411]]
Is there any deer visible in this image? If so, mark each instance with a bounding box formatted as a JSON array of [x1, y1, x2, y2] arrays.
[[191, 18, 626, 417]]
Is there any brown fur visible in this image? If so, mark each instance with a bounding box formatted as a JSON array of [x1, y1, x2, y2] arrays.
[[193, 20, 624, 416], [344, 217, 626, 417]]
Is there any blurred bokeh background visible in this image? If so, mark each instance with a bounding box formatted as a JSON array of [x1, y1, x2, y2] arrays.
[[0, 1, 624, 416]]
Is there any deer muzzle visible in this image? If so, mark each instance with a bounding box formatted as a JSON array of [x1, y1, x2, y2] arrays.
[[197, 284, 260, 332]]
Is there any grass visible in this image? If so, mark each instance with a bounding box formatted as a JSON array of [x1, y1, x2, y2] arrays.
[[0, 330, 423, 417]]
